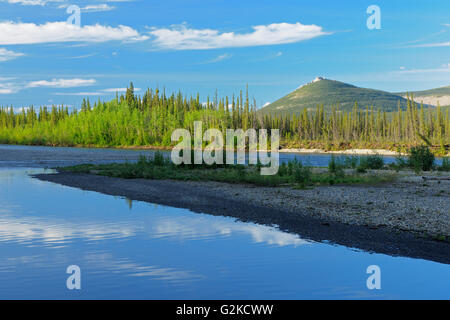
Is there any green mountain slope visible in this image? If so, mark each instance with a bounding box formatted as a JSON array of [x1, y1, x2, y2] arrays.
[[397, 85, 450, 97], [396, 86, 450, 107], [260, 78, 410, 116]]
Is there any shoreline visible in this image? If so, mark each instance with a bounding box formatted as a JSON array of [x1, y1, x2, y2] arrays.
[[3, 143, 448, 157], [33, 171, 450, 264], [88, 146, 410, 156], [2, 142, 449, 158], [279, 148, 406, 156], [120, 145, 406, 156]]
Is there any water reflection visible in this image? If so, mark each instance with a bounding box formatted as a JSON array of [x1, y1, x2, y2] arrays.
[[84, 252, 205, 283], [0, 202, 309, 247], [0, 168, 311, 298], [0, 167, 448, 299], [0, 214, 139, 245], [0, 168, 309, 248]]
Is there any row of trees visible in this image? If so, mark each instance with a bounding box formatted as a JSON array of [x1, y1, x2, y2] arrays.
[[0, 83, 448, 153]]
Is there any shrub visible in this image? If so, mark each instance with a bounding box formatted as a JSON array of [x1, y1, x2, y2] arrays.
[[293, 162, 312, 186], [328, 156, 345, 177], [394, 156, 408, 168], [278, 162, 288, 176], [359, 154, 384, 170], [356, 166, 367, 173], [437, 157, 450, 172], [287, 161, 294, 175], [343, 155, 359, 169], [407, 145, 435, 172], [276, 159, 312, 186], [137, 154, 150, 166], [153, 151, 166, 166]]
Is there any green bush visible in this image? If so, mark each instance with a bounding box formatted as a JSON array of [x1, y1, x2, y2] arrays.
[[278, 162, 288, 176], [437, 157, 450, 172], [153, 151, 166, 166], [293, 162, 312, 186], [359, 154, 384, 170], [394, 156, 408, 169], [343, 155, 359, 169], [407, 146, 435, 172], [356, 166, 367, 173], [328, 156, 345, 178], [278, 159, 312, 185]]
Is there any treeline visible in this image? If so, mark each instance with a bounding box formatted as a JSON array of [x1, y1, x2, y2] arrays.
[[0, 83, 448, 154]]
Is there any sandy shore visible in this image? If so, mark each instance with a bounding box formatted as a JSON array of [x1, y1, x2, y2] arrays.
[[33, 171, 450, 264], [279, 148, 406, 156], [123, 146, 407, 156]]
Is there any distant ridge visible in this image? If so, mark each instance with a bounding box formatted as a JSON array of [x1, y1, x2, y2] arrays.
[[396, 85, 450, 107], [260, 78, 414, 116]]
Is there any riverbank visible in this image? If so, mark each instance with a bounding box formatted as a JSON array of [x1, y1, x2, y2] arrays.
[[119, 145, 404, 156], [2, 141, 448, 157], [125, 146, 410, 156], [79, 145, 446, 157], [279, 148, 406, 156], [33, 171, 450, 264]]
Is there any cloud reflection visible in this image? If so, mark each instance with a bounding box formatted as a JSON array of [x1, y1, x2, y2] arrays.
[[0, 209, 310, 248]]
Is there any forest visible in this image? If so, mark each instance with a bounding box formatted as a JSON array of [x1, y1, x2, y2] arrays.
[[0, 83, 448, 155]]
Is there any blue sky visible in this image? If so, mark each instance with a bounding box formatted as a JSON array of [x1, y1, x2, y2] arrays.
[[0, 0, 449, 109]]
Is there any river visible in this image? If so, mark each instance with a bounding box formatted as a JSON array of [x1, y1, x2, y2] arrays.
[[0, 145, 448, 299]]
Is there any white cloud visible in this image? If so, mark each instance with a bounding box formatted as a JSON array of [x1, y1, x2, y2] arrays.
[[102, 88, 127, 92], [0, 77, 19, 94], [0, 21, 148, 45], [64, 53, 97, 59], [412, 41, 450, 48], [262, 102, 271, 107], [397, 66, 450, 74], [82, 4, 115, 12], [54, 91, 103, 96], [0, 47, 24, 61], [212, 53, 232, 62], [0, 88, 14, 94], [0, 77, 98, 94], [1, 0, 63, 5], [27, 78, 96, 88], [2, 0, 126, 7], [202, 53, 232, 64], [54, 87, 141, 96], [101, 87, 141, 92], [0, 82, 19, 94], [148, 22, 329, 50]]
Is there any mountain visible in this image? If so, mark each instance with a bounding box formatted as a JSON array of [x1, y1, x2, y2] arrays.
[[260, 77, 412, 116], [396, 86, 450, 107]]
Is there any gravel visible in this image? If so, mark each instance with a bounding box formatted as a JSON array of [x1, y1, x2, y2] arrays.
[[195, 173, 449, 238]]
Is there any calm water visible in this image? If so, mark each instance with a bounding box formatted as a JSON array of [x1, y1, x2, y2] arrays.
[[0, 144, 408, 168], [0, 145, 449, 299]]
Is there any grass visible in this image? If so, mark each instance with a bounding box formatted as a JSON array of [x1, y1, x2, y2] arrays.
[[59, 152, 397, 188]]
